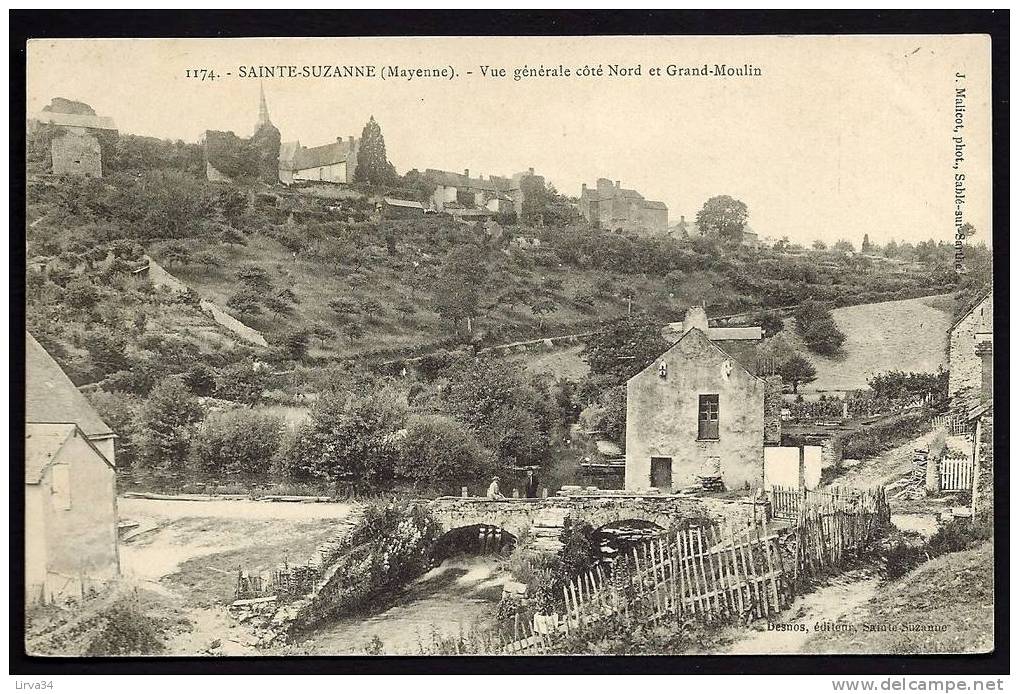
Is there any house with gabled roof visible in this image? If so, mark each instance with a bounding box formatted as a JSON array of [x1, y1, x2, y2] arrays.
[[947, 289, 993, 402], [579, 178, 669, 235], [279, 135, 361, 185], [25, 333, 119, 603], [624, 321, 774, 493]]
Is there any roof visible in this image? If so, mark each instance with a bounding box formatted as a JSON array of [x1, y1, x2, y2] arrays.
[[32, 111, 117, 131], [384, 197, 423, 209], [705, 326, 762, 341], [25, 333, 114, 438], [631, 327, 760, 386], [948, 289, 993, 334], [282, 139, 354, 172], [25, 422, 113, 484], [642, 200, 668, 210], [424, 169, 517, 193]]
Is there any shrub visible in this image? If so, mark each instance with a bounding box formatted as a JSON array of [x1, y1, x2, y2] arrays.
[[190, 409, 285, 479], [397, 414, 492, 491], [841, 409, 932, 460], [85, 597, 164, 656], [882, 541, 926, 579]]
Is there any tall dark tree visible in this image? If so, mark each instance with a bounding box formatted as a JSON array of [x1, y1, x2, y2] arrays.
[[434, 246, 486, 334], [861, 233, 872, 253], [353, 115, 397, 187], [695, 195, 749, 243]]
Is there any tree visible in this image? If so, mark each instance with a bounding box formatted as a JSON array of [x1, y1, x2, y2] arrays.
[[861, 234, 872, 253], [329, 297, 361, 323], [190, 409, 284, 479], [264, 294, 294, 318], [750, 310, 785, 338], [581, 313, 668, 384], [310, 322, 337, 346], [530, 297, 558, 332], [778, 353, 818, 393], [277, 329, 311, 360], [832, 239, 855, 253], [63, 278, 101, 311], [397, 414, 491, 489], [135, 170, 214, 239], [695, 195, 749, 243], [219, 226, 248, 246], [135, 375, 204, 475], [353, 115, 397, 187], [160, 242, 192, 267], [88, 390, 142, 473], [289, 384, 408, 485], [360, 298, 385, 323], [226, 288, 263, 316], [344, 320, 366, 343], [812, 239, 827, 250], [803, 318, 847, 356], [434, 246, 486, 334], [236, 266, 273, 293]]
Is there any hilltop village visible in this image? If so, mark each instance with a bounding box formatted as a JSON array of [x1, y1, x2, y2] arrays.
[[24, 88, 994, 657]]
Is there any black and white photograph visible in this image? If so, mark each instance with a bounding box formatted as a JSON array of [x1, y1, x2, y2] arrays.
[[13, 21, 1003, 671]]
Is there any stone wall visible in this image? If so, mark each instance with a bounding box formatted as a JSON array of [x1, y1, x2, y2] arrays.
[[51, 130, 102, 177], [948, 293, 992, 398]]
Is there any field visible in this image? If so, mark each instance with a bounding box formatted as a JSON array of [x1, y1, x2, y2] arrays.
[[785, 295, 953, 394]]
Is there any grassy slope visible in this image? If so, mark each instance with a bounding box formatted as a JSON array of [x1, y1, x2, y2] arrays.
[[801, 542, 994, 654], [165, 233, 642, 360], [787, 295, 954, 393]]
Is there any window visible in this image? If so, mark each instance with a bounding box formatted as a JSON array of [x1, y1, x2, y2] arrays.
[[698, 394, 719, 440]]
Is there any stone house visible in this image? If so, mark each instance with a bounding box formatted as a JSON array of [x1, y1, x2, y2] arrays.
[[25, 333, 119, 603], [381, 197, 425, 219], [624, 325, 772, 493], [948, 290, 993, 400], [30, 98, 118, 177], [424, 167, 540, 218], [579, 178, 668, 235]]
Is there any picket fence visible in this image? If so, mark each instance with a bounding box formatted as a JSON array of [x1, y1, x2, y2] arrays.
[[940, 458, 975, 492], [490, 485, 890, 654], [931, 413, 970, 437]]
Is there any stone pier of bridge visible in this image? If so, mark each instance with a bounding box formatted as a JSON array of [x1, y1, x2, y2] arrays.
[[427, 493, 764, 552]]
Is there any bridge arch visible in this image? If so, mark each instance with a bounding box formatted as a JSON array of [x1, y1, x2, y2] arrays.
[[432, 523, 518, 557]]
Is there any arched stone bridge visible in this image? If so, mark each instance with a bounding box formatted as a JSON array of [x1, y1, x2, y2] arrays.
[[427, 494, 761, 551]]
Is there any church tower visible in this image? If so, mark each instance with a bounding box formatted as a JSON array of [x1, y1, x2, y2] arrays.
[[255, 82, 272, 133]]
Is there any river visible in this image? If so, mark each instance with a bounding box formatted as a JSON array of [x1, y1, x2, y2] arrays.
[[297, 555, 512, 655]]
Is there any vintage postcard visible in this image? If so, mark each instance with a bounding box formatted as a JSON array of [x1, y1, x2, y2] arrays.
[[20, 33, 996, 660]]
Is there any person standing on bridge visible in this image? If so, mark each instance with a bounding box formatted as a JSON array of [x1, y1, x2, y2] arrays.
[[487, 475, 505, 500], [525, 469, 538, 498]]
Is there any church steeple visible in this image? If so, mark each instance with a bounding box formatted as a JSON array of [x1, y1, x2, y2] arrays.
[[255, 82, 272, 132]]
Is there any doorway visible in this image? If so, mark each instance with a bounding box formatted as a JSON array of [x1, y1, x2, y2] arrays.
[[650, 457, 673, 492]]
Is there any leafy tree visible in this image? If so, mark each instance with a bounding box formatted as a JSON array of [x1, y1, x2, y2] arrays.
[[87, 390, 142, 472], [264, 294, 294, 318], [63, 278, 101, 311], [226, 288, 263, 316], [190, 409, 285, 478], [360, 298, 385, 323], [193, 250, 223, 269], [812, 239, 827, 250], [236, 266, 273, 293], [750, 310, 785, 337], [803, 318, 847, 356], [218, 189, 249, 226], [832, 239, 855, 253], [581, 313, 668, 384], [397, 414, 491, 488], [861, 234, 872, 253], [793, 300, 833, 333], [219, 226, 248, 246], [182, 362, 217, 396], [135, 375, 204, 475], [530, 297, 558, 332], [434, 246, 486, 334], [353, 115, 397, 187], [778, 353, 818, 393], [329, 297, 361, 322], [695, 195, 749, 243], [277, 329, 311, 360], [214, 361, 266, 404], [344, 320, 366, 343], [310, 322, 337, 345], [289, 384, 408, 485], [134, 170, 214, 239], [160, 242, 191, 267]]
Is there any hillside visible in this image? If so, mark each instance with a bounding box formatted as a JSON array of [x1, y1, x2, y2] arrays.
[[783, 295, 954, 394], [801, 543, 993, 654]]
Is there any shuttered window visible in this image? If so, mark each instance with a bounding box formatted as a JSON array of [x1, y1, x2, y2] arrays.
[[698, 395, 720, 440]]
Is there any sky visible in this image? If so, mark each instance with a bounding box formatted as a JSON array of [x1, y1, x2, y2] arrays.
[[26, 36, 992, 246]]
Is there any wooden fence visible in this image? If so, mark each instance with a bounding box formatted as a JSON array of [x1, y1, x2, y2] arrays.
[[495, 485, 890, 654], [940, 458, 975, 491], [931, 413, 969, 437]]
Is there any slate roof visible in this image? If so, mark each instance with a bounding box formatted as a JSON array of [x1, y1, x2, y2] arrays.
[[25, 423, 114, 483], [281, 139, 354, 172], [424, 169, 517, 193], [384, 197, 424, 209], [32, 111, 117, 131], [25, 333, 114, 438], [642, 200, 668, 210]]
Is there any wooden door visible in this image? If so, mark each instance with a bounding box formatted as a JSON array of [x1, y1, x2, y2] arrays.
[[650, 457, 673, 492]]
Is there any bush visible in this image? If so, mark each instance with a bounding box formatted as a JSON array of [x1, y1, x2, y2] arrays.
[[841, 409, 932, 460], [190, 409, 285, 479], [397, 414, 492, 490], [882, 541, 926, 579], [85, 597, 164, 656], [927, 516, 992, 557]]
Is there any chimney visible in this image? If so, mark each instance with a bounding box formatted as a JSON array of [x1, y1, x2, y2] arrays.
[[683, 306, 709, 335], [680, 215, 685, 222], [581, 183, 587, 194], [615, 180, 621, 189], [337, 137, 343, 144], [529, 167, 534, 175], [464, 168, 470, 178]]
